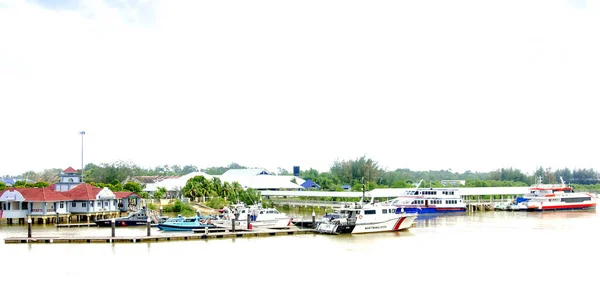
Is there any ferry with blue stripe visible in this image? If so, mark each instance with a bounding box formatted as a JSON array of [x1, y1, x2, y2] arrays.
[[387, 181, 466, 214]]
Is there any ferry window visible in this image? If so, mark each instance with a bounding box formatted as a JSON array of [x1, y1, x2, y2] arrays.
[[382, 209, 388, 214], [365, 210, 376, 215]]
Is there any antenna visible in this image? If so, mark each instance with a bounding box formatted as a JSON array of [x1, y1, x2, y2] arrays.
[[415, 179, 423, 188]]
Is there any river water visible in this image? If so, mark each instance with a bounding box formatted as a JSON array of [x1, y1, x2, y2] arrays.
[[1, 210, 598, 282]]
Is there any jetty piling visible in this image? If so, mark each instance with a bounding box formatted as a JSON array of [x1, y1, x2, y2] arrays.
[[247, 214, 251, 230], [159, 206, 163, 216], [27, 218, 32, 238], [312, 211, 316, 228], [146, 218, 151, 236], [111, 218, 115, 237]]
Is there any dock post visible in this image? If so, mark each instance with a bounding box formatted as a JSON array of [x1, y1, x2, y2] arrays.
[[231, 219, 236, 232], [111, 218, 116, 237], [56, 212, 60, 225], [196, 209, 201, 217], [160, 206, 163, 216], [27, 218, 32, 238], [204, 226, 208, 235], [146, 217, 151, 236], [247, 213, 251, 230], [312, 211, 316, 228]]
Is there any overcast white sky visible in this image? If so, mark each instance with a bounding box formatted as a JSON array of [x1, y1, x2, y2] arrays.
[[1, 0, 598, 177]]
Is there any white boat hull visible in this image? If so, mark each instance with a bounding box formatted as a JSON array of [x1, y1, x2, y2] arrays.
[[316, 215, 417, 234], [212, 217, 292, 229]]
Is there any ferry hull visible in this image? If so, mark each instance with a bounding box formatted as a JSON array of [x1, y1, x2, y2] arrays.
[[527, 203, 596, 211], [398, 207, 466, 214], [157, 223, 214, 231]]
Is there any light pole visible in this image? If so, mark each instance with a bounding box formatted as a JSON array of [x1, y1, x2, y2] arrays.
[[80, 131, 85, 182]]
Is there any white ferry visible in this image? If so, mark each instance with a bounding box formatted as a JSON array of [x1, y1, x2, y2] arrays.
[[315, 197, 417, 234], [387, 180, 467, 214], [524, 177, 596, 211]]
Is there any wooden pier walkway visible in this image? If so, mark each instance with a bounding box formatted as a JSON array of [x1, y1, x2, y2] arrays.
[[4, 228, 315, 244]]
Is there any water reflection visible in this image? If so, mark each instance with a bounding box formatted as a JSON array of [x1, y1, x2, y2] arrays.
[[1, 209, 598, 283]]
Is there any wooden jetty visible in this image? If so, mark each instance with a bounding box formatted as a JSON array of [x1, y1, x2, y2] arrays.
[[4, 228, 316, 244], [56, 223, 98, 228]]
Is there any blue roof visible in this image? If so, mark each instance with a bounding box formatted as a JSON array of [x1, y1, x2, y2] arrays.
[[2, 178, 15, 185], [300, 179, 321, 189], [1, 178, 35, 186]]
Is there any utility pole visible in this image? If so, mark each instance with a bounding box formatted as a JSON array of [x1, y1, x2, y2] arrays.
[[80, 131, 85, 181]]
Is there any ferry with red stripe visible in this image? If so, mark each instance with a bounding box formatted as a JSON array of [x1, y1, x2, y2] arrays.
[[524, 177, 596, 211], [315, 199, 417, 234]]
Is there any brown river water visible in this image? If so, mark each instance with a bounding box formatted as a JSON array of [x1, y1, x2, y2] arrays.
[[1, 209, 597, 283]]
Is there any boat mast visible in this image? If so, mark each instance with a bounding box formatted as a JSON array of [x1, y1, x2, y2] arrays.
[[362, 177, 365, 203]]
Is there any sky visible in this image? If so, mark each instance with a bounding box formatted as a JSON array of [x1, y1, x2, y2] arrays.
[[1, 0, 599, 177]]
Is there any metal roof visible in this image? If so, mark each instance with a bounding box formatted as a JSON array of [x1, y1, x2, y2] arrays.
[[260, 187, 532, 198]]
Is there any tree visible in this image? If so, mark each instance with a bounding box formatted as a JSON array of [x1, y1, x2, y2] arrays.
[[154, 187, 167, 199], [277, 167, 291, 175], [123, 182, 142, 193], [238, 188, 261, 206], [34, 181, 49, 188]]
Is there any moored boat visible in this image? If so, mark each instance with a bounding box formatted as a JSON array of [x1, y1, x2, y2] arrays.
[[387, 181, 466, 214], [315, 199, 417, 235], [524, 177, 596, 211], [94, 208, 157, 227], [213, 203, 293, 229], [157, 215, 215, 231]]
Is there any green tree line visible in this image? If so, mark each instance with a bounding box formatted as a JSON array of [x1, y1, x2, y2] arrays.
[[3, 156, 600, 193]]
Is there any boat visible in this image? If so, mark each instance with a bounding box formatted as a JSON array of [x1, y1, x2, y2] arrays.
[[494, 201, 512, 211], [213, 203, 293, 229], [315, 199, 418, 234], [291, 212, 322, 229], [94, 208, 158, 227], [523, 177, 596, 211], [156, 215, 215, 231], [387, 180, 467, 214]]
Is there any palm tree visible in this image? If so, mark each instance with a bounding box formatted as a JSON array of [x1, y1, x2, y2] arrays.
[[222, 181, 234, 201], [231, 181, 243, 202]]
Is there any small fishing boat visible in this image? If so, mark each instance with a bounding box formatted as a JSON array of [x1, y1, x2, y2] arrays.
[[157, 215, 215, 231], [94, 208, 157, 227], [213, 203, 293, 229]]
